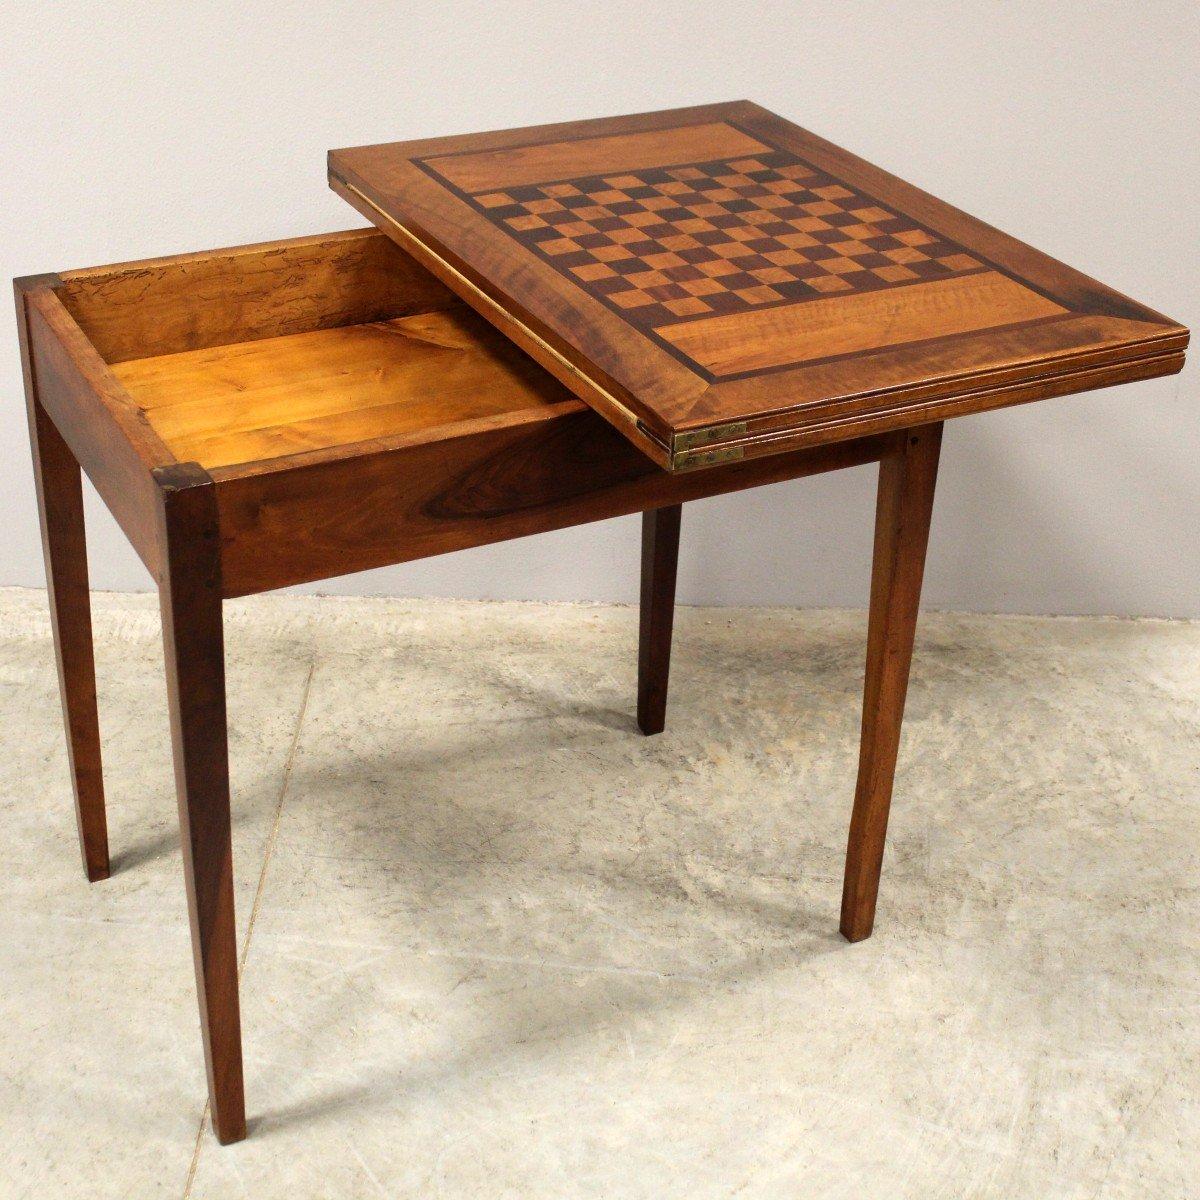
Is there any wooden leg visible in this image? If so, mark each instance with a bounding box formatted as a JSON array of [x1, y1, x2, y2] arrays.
[[28, 400, 110, 882], [840, 424, 942, 943], [637, 503, 682, 735], [155, 464, 246, 1145]]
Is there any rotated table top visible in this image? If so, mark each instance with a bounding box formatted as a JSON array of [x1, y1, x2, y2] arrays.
[[331, 100, 1187, 470]]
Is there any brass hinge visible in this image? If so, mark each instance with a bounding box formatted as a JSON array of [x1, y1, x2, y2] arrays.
[[673, 421, 749, 451], [673, 444, 745, 471]]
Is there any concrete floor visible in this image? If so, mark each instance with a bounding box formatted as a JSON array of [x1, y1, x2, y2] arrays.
[[1, 588, 1197, 1199]]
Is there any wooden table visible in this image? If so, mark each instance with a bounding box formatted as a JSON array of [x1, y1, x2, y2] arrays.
[[16, 102, 1187, 1144]]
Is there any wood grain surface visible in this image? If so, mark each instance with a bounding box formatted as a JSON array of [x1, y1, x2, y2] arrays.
[[212, 409, 889, 597], [657, 271, 1064, 377], [58, 228, 454, 363], [113, 305, 573, 469]]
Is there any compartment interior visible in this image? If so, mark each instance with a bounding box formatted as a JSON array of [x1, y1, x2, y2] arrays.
[[108, 304, 572, 469], [56, 229, 575, 470]]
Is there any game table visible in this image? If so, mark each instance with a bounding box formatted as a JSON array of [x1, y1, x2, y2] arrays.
[[16, 102, 1186, 1143]]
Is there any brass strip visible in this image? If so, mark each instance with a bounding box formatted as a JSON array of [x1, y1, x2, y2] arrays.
[[674, 421, 748, 451], [673, 444, 745, 470], [333, 176, 649, 438]]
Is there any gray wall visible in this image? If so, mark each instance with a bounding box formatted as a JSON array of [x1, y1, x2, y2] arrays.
[[3, 1, 1196, 615]]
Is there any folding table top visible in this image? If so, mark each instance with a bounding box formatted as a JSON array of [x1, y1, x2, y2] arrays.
[[329, 101, 1186, 471]]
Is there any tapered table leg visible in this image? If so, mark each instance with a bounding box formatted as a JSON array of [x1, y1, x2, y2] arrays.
[[26, 398, 110, 881], [155, 464, 246, 1145], [638, 504, 682, 735], [840, 424, 942, 943]]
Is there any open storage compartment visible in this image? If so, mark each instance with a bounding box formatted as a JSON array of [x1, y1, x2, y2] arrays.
[[21, 226, 888, 600], [54, 228, 577, 471]]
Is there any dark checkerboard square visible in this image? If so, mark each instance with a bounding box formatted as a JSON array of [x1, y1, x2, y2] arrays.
[[462, 150, 984, 334]]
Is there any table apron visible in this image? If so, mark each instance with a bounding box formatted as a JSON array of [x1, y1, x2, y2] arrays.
[[213, 409, 891, 598]]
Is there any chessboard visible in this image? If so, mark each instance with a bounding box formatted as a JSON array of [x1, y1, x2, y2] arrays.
[[441, 149, 984, 337], [331, 102, 1186, 471]]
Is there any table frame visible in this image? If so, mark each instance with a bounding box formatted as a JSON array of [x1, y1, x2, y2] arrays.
[[19, 256, 940, 1145]]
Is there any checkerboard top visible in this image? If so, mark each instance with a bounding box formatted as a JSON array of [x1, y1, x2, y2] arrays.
[[464, 151, 984, 333], [330, 102, 1186, 470]]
